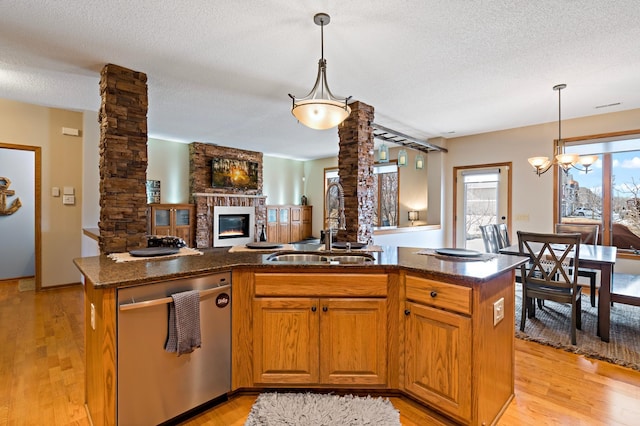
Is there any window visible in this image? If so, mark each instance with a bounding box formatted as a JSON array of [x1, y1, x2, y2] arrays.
[[324, 164, 399, 229], [372, 163, 398, 227], [557, 132, 640, 255]]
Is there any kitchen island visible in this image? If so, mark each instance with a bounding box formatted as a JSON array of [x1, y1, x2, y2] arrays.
[[74, 246, 527, 426]]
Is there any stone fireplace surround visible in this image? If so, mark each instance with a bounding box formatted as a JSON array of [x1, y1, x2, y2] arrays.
[[189, 142, 266, 248]]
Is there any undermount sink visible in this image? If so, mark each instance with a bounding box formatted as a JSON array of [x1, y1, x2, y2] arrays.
[[266, 252, 375, 265]]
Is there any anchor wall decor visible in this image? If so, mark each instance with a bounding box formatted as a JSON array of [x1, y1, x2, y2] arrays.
[[0, 176, 22, 216]]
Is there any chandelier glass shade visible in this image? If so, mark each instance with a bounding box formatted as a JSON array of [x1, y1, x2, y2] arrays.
[[528, 84, 598, 176], [289, 13, 351, 130]]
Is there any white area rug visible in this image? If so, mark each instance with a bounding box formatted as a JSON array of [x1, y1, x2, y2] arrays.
[[244, 392, 400, 426]]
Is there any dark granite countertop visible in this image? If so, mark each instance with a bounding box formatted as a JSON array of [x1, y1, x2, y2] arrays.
[[74, 244, 528, 289]]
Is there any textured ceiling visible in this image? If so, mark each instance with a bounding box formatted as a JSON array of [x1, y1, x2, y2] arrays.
[[1, 1, 640, 160]]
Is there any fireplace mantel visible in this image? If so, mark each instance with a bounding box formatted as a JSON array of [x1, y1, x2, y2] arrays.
[[192, 193, 267, 199]]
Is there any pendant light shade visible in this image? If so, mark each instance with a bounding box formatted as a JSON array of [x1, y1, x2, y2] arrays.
[[415, 153, 425, 169], [378, 142, 389, 163], [289, 13, 352, 130], [398, 149, 408, 167]]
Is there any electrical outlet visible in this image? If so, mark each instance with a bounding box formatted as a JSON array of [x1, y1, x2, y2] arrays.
[[90, 303, 96, 330], [493, 297, 505, 326]]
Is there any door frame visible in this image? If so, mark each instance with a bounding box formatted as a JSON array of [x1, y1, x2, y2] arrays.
[[452, 162, 512, 249], [0, 142, 41, 290]]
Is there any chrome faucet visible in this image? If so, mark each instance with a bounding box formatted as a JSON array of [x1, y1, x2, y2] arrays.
[[324, 181, 346, 251]]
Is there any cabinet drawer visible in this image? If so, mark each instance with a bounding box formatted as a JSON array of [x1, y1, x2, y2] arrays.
[[255, 273, 388, 297], [405, 275, 471, 315]]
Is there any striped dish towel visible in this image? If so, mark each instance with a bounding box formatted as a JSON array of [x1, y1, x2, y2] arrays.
[[165, 290, 202, 355]]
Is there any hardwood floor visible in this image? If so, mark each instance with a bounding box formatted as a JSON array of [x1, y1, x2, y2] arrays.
[[2, 282, 640, 425]]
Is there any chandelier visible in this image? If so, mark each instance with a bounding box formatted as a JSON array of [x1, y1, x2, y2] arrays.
[[528, 84, 598, 176], [288, 13, 352, 130]]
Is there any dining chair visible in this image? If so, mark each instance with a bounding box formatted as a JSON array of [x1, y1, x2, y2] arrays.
[[555, 223, 600, 307], [494, 223, 511, 249], [518, 231, 583, 345], [479, 224, 500, 253]]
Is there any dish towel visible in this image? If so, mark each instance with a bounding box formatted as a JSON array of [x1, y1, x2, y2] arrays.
[[165, 290, 202, 355]]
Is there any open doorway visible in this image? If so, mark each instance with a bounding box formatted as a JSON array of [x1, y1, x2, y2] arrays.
[[453, 163, 511, 251], [0, 143, 41, 290]]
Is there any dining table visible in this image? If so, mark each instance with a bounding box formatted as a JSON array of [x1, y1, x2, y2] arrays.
[[500, 243, 617, 342]]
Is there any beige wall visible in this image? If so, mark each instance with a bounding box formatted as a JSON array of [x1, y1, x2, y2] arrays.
[[0, 98, 84, 287], [444, 108, 640, 272]]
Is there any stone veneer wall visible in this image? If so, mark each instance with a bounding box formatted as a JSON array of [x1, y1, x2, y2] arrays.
[[98, 64, 149, 254], [337, 101, 375, 244], [189, 142, 266, 248]]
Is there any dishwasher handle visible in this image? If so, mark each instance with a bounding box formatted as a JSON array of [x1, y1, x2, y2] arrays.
[[119, 284, 231, 312]]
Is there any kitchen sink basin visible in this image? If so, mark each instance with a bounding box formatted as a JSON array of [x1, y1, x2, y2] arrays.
[[266, 252, 375, 265]]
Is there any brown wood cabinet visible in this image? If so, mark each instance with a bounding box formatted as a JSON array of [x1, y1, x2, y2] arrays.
[[401, 272, 514, 425], [251, 272, 388, 386], [265, 205, 312, 243], [148, 204, 194, 247]]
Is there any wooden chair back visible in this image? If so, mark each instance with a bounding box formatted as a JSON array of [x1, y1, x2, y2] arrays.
[[517, 231, 581, 291], [555, 223, 599, 245]]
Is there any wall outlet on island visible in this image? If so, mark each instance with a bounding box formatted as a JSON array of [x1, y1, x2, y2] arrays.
[[493, 297, 505, 326]]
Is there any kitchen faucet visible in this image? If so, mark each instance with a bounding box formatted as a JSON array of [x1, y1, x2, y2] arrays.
[[324, 181, 346, 251]]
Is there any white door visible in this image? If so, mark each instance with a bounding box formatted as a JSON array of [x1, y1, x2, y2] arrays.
[[454, 165, 510, 251]]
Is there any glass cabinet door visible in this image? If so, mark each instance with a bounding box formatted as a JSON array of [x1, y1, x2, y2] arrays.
[[267, 207, 278, 223], [175, 208, 191, 226], [279, 208, 289, 223], [154, 209, 170, 227]]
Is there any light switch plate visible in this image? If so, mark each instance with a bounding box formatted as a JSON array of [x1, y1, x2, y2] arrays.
[[51, 187, 60, 197], [63, 186, 74, 195], [63, 195, 75, 205]]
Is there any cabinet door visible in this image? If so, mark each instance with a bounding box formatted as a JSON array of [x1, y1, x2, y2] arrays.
[[302, 206, 312, 239], [253, 298, 319, 384], [265, 207, 279, 243], [320, 298, 387, 385], [404, 301, 472, 422], [173, 207, 193, 245], [278, 208, 290, 243], [152, 207, 172, 236]]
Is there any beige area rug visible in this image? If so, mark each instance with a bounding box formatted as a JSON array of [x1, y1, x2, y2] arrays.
[[107, 247, 202, 263], [18, 278, 35, 292], [515, 283, 640, 371], [244, 392, 400, 426]]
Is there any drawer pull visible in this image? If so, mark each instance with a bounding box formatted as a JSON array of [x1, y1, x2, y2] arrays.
[[404, 309, 411, 316], [430, 291, 438, 298], [311, 306, 317, 312]]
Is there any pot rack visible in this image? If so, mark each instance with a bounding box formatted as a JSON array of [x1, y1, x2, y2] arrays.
[[371, 122, 447, 154]]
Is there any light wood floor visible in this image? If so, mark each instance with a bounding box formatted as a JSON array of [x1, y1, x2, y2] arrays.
[[2, 282, 640, 425]]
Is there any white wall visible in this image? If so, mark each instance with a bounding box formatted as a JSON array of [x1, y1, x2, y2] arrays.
[[262, 156, 305, 205], [147, 138, 190, 204]]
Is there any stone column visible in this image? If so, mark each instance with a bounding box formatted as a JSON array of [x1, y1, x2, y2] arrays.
[[337, 101, 375, 244], [98, 64, 149, 254]]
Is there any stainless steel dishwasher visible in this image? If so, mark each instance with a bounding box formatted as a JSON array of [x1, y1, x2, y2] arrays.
[[117, 272, 231, 426]]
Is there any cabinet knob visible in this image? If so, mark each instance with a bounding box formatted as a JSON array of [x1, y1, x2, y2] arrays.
[[404, 309, 411, 316], [322, 306, 328, 312], [430, 291, 438, 298], [311, 306, 317, 312]]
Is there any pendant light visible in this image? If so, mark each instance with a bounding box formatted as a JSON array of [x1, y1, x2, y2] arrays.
[[528, 84, 598, 176], [288, 13, 352, 130], [415, 153, 425, 169], [378, 142, 389, 163], [397, 149, 408, 167]]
